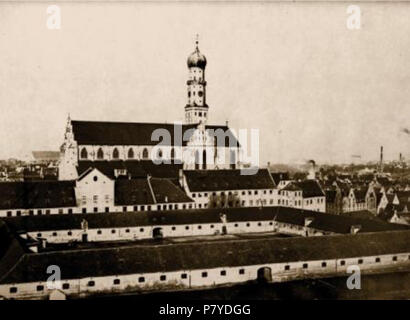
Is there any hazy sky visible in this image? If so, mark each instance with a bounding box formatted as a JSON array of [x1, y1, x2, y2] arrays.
[[1, 2, 410, 165]]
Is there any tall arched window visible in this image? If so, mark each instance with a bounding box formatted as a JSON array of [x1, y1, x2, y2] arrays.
[[195, 150, 200, 170], [97, 148, 104, 160], [142, 148, 149, 159], [202, 150, 207, 170], [128, 148, 134, 159], [113, 148, 119, 159], [80, 148, 88, 159], [230, 149, 236, 169]]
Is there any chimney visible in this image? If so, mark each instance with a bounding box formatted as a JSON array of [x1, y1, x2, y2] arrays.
[[38, 238, 47, 251], [225, 120, 229, 127], [178, 169, 185, 189], [350, 224, 361, 234]]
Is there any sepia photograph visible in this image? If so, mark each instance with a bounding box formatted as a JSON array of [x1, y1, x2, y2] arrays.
[[1, 0, 410, 309]]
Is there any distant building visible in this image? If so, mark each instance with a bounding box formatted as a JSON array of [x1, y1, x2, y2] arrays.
[[278, 180, 326, 212]]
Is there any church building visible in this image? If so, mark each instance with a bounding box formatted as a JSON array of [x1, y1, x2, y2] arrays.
[[59, 39, 241, 181]]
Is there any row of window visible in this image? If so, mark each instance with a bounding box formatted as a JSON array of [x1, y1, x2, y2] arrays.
[[5, 208, 72, 217], [8, 254, 406, 294], [80, 147, 178, 161], [36, 223, 222, 238], [8, 268, 244, 294], [3, 202, 197, 218]]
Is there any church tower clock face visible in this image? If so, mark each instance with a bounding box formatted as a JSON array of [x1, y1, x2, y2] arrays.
[[185, 35, 209, 125]]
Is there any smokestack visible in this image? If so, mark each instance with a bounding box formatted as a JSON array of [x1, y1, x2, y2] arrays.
[[379, 146, 384, 173]]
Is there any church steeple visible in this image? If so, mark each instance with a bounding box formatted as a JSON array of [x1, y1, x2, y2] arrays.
[[185, 35, 208, 124]]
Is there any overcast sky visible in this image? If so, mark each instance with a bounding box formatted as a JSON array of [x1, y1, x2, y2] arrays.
[[1, 2, 410, 165]]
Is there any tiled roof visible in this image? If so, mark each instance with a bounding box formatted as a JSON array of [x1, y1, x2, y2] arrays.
[[114, 179, 154, 205], [353, 189, 367, 203], [270, 172, 289, 185], [150, 178, 193, 204], [114, 178, 193, 206], [183, 169, 275, 192], [2, 229, 410, 284], [325, 190, 337, 203], [3, 206, 407, 234], [294, 180, 325, 198], [0, 181, 76, 210], [0, 221, 26, 282], [72, 121, 239, 147], [77, 160, 182, 180]]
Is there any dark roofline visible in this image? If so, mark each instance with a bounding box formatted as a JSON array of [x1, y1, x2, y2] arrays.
[[2, 230, 410, 284], [3, 206, 407, 234]]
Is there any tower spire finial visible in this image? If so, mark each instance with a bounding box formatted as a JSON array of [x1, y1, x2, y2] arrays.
[[195, 34, 199, 51]]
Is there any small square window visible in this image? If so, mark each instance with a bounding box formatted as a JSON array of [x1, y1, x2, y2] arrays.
[[113, 279, 120, 285], [36, 285, 44, 291], [185, 226, 189, 230], [111, 229, 116, 234], [198, 225, 202, 229], [93, 207, 98, 213], [220, 270, 226, 276], [62, 283, 70, 290], [303, 263, 308, 269], [140, 228, 144, 232], [210, 225, 214, 229], [7, 211, 12, 217], [321, 262, 327, 268], [68, 231, 72, 236], [340, 260, 346, 266], [234, 223, 238, 227], [285, 265, 290, 271], [123, 206, 127, 212], [97, 230, 102, 235], [138, 277, 145, 283], [172, 226, 176, 231], [181, 273, 187, 279], [105, 207, 109, 213], [9, 287, 17, 294], [393, 256, 398, 261], [52, 232, 57, 237], [375, 257, 381, 263], [68, 209, 73, 214], [37, 233, 42, 237], [358, 259, 363, 264], [82, 208, 87, 214], [88, 281, 95, 287], [202, 272, 208, 278], [160, 275, 166, 281], [239, 269, 245, 275], [125, 229, 130, 233]]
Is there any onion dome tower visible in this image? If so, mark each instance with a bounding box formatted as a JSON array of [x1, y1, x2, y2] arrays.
[[185, 35, 208, 124]]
